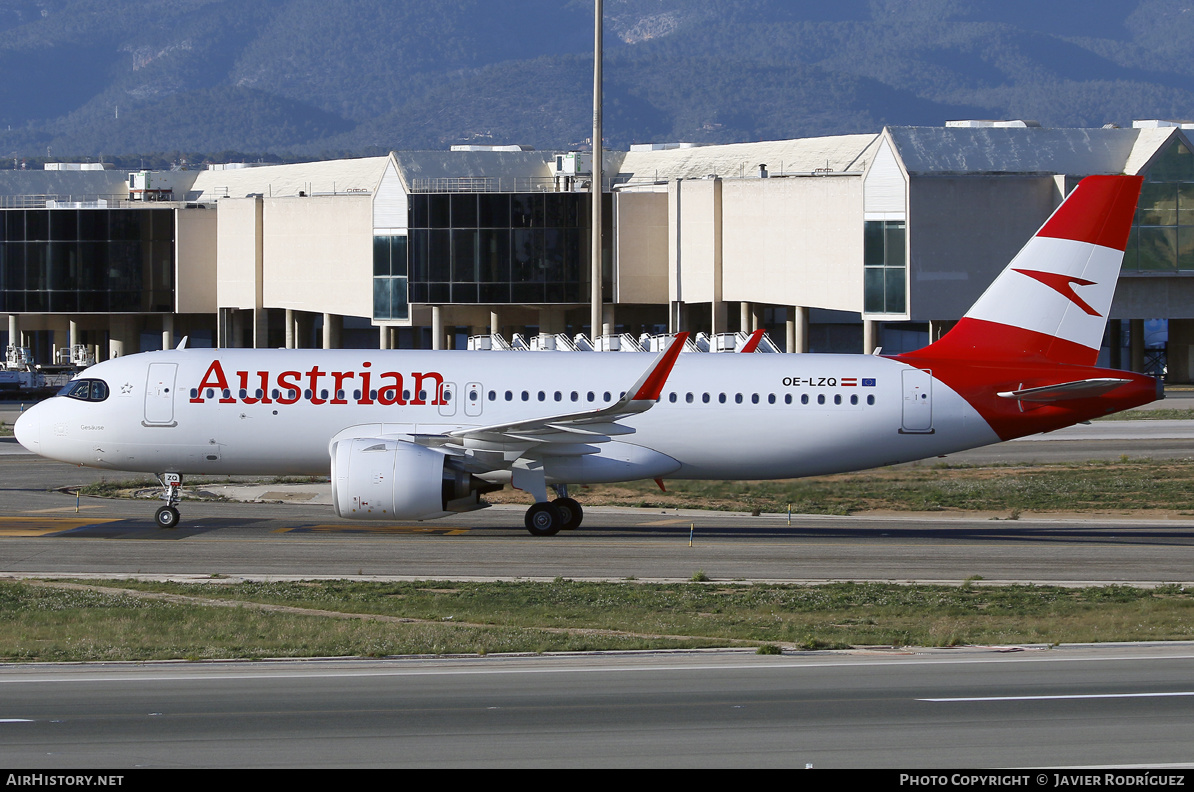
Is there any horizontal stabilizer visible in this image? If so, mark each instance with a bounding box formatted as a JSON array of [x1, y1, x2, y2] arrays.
[[996, 378, 1131, 403]]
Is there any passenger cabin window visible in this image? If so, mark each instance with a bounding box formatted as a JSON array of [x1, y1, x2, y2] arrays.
[[62, 379, 109, 402]]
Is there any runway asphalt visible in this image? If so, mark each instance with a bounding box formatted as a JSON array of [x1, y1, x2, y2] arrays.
[[5, 644, 1194, 768], [4, 408, 1194, 768], [2, 424, 1194, 584]]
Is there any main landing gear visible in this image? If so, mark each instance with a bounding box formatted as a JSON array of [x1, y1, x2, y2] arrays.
[[154, 473, 183, 529], [523, 486, 584, 537]]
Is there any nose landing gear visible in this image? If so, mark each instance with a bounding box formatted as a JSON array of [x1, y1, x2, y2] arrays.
[[154, 473, 183, 528]]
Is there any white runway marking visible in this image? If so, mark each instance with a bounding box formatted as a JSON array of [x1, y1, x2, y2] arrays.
[[921, 691, 1194, 702]]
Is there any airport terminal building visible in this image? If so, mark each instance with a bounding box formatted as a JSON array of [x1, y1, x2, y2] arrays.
[[2, 121, 1193, 377]]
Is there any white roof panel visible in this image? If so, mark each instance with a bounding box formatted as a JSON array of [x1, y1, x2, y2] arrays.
[[615, 134, 880, 182], [188, 156, 390, 201], [390, 151, 559, 190], [887, 126, 1164, 176]]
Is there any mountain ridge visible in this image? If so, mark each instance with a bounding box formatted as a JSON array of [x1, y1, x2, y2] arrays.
[[0, 0, 1190, 162]]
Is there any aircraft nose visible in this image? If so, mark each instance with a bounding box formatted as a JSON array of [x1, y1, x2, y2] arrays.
[[13, 405, 40, 452]]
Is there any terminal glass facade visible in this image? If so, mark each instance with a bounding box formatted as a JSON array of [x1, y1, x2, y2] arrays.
[[1125, 139, 1194, 272], [372, 234, 409, 321], [404, 192, 611, 305], [0, 208, 175, 313], [863, 219, 907, 314]]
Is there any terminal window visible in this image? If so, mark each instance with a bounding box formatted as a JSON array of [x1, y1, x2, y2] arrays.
[[1, 208, 174, 313], [405, 192, 610, 305], [863, 219, 907, 315], [1124, 140, 1194, 273]]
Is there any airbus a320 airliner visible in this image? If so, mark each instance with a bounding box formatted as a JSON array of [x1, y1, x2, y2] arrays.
[[15, 175, 1160, 535]]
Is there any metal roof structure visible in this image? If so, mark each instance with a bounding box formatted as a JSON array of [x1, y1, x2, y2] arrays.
[[187, 156, 391, 201], [391, 150, 558, 182], [614, 133, 882, 183], [887, 126, 1179, 176], [0, 169, 135, 205], [1, 125, 1180, 206]]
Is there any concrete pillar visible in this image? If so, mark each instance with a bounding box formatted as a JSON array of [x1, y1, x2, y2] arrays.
[[1109, 319, 1122, 370], [285, 309, 295, 349], [490, 310, 501, 338], [7, 315, 17, 352], [863, 319, 880, 355], [1130, 318, 1145, 373], [161, 314, 173, 351], [69, 318, 78, 353], [379, 325, 390, 350], [109, 315, 131, 359], [739, 302, 751, 333], [321, 313, 342, 349], [1167, 319, 1194, 383], [538, 308, 555, 336], [295, 312, 312, 350], [669, 301, 683, 334], [751, 303, 764, 333], [432, 306, 444, 351], [711, 300, 727, 337], [539, 307, 569, 336], [51, 324, 66, 364], [231, 309, 246, 349], [787, 306, 809, 353], [602, 304, 616, 336], [252, 308, 268, 349]]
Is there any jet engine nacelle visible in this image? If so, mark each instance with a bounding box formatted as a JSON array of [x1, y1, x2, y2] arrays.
[[330, 438, 491, 520]]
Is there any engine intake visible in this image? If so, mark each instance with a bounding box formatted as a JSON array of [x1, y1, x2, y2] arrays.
[[330, 438, 495, 520]]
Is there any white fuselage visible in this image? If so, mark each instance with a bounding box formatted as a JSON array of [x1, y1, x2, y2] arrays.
[[16, 348, 999, 482]]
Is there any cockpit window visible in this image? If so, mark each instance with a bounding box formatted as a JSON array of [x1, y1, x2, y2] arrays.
[[60, 379, 109, 402]]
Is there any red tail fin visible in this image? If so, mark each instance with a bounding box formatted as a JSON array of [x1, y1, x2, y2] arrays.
[[909, 175, 1142, 367]]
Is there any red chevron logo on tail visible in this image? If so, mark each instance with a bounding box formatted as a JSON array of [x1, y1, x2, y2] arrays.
[[1011, 269, 1102, 317]]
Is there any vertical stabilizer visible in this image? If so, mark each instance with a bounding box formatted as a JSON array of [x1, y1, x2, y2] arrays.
[[911, 175, 1143, 366]]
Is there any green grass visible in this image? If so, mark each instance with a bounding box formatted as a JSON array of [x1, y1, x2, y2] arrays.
[[565, 459, 1194, 515], [3, 579, 1193, 662], [70, 459, 1194, 516], [1098, 408, 1194, 421]]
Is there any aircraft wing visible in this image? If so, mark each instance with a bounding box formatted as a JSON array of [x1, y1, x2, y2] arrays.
[[411, 333, 689, 454]]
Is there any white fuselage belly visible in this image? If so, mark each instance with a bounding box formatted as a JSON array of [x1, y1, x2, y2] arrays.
[[20, 349, 1000, 482]]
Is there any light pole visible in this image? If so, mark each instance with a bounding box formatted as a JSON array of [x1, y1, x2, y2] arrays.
[[590, 0, 603, 344]]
